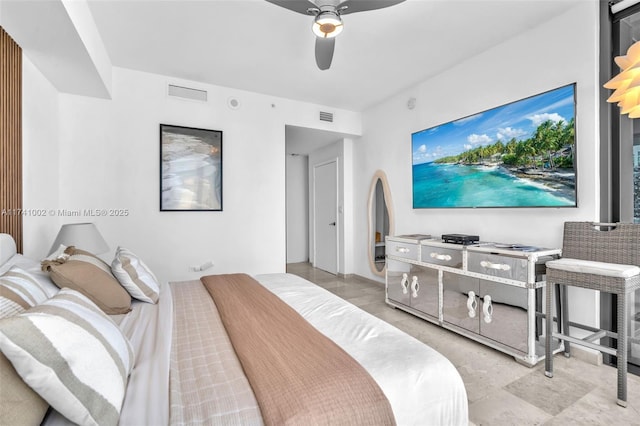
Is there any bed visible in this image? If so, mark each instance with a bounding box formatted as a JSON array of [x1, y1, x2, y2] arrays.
[[0, 233, 468, 425]]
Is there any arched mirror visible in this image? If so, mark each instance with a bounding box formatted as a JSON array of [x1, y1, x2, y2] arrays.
[[367, 170, 395, 277]]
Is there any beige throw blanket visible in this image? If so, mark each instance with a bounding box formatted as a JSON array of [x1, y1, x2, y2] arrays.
[[201, 273, 396, 426]]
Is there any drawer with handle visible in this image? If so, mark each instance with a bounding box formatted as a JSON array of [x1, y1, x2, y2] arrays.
[[386, 240, 420, 260], [420, 244, 463, 268], [467, 252, 529, 282]]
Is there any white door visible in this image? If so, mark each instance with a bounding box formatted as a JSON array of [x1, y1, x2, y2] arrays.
[[313, 161, 338, 274]]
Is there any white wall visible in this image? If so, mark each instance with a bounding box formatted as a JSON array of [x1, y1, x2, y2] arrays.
[[355, 2, 598, 279], [343, 139, 354, 275], [286, 154, 309, 263], [353, 3, 600, 324], [22, 55, 61, 259], [24, 66, 361, 283]]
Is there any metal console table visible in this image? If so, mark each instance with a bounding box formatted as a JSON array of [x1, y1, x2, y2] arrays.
[[386, 235, 562, 367]]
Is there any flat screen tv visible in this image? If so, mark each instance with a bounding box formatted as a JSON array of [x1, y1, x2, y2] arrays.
[[412, 83, 577, 209]]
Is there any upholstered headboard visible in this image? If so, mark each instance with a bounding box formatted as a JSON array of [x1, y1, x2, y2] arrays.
[[0, 233, 17, 265]]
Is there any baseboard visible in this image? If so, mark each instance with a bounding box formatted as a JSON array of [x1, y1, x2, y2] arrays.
[[569, 345, 603, 366]]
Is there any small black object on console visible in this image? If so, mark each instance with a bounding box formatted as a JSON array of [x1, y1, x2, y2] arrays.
[[441, 234, 480, 245]]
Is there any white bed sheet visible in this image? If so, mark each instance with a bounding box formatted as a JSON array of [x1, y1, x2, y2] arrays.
[[255, 273, 469, 426], [116, 282, 173, 425]]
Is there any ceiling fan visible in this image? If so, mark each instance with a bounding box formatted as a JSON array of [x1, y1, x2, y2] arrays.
[[265, 0, 406, 70]]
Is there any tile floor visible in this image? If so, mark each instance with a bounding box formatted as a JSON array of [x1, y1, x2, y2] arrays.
[[286, 262, 640, 426]]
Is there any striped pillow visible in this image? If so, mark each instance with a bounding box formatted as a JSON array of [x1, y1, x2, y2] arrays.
[[0, 288, 134, 426], [0, 267, 48, 319], [111, 247, 160, 304]]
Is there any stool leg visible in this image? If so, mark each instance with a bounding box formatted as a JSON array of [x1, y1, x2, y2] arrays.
[[561, 284, 571, 357], [555, 283, 562, 333], [545, 280, 554, 378], [536, 288, 543, 338], [617, 292, 628, 407]]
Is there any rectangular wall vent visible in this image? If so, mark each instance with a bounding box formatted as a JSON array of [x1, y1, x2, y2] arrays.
[[168, 84, 208, 102], [319, 111, 334, 122]]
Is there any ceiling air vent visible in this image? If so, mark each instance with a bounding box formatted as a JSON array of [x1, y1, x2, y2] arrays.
[[168, 84, 208, 102], [319, 111, 334, 122]]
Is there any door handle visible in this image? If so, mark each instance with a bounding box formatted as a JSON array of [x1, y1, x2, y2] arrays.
[[411, 276, 419, 298], [329, 222, 336, 226], [467, 291, 477, 318], [483, 295, 493, 323], [401, 273, 409, 294]]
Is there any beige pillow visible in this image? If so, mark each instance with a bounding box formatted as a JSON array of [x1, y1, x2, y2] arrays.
[[42, 247, 131, 314], [0, 352, 49, 426]]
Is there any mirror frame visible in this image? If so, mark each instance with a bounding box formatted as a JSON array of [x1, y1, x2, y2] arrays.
[[367, 170, 395, 277]]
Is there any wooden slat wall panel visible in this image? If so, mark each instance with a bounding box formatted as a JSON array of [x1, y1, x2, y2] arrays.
[[0, 26, 22, 253]]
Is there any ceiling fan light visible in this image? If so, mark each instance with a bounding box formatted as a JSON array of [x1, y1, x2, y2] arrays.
[[312, 11, 343, 38]]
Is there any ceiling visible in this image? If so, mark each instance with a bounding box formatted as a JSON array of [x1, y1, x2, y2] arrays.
[[0, 0, 583, 156], [86, 0, 583, 112]]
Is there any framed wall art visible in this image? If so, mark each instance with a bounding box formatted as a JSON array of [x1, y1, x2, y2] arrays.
[[160, 124, 223, 211], [411, 83, 576, 209]]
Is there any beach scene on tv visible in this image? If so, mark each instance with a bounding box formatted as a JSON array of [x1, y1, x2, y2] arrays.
[[412, 84, 576, 208]]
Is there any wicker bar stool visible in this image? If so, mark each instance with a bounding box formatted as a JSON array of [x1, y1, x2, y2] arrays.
[[544, 222, 640, 407]]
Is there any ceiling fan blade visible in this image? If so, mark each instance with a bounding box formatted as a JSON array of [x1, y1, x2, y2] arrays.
[[315, 37, 335, 70], [338, 0, 406, 15], [264, 0, 319, 15]]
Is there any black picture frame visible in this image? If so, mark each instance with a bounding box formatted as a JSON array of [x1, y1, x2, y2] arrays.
[[160, 124, 223, 211]]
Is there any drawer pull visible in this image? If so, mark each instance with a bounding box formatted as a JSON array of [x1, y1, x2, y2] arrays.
[[430, 252, 452, 261], [400, 273, 409, 294], [483, 295, 493, 323], [467, 291, 477, 318], [480, 260, 511, 271], [396, 247, 410, 254], [411, 276, 419, 298]]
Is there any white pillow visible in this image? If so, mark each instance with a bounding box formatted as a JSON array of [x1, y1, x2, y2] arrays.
[[0, 266, 48, 319], [0, 288, 134, 426], [111, 247, 160, 304]]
